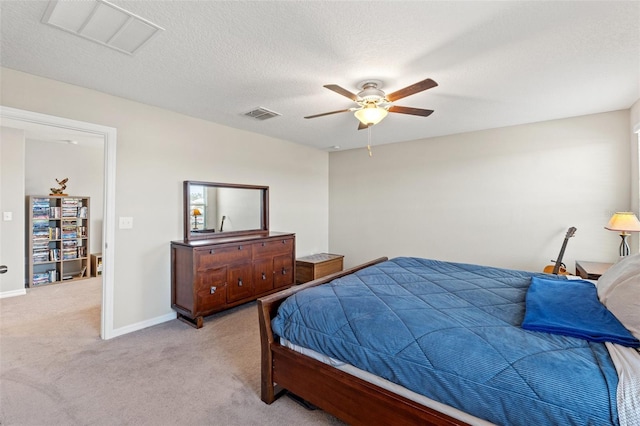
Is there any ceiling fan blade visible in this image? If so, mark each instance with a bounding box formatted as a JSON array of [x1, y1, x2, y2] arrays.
[[388, 105, 434, 117], [358, 121, 370, 130], [324, 84, 359, 102], [304, 109, 351, 119], [386, 78, 438, 102]]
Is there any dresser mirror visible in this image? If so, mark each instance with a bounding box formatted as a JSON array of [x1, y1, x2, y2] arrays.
[[183, 181, 269, 241]]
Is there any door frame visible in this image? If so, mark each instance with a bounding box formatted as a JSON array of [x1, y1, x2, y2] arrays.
[[0, 106, 117, 340]]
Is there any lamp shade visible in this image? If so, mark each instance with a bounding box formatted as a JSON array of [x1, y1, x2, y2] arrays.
[[354, 105, 388, 126], [605, 212, 640, 232], [193, 208, 202, 216]]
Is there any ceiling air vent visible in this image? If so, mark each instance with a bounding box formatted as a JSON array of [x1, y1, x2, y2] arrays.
[[41, 0, 164, 55], [244, 107, 281, 121]]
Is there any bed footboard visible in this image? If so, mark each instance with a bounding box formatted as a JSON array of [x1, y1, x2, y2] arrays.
[[257, 257, 388, 403], [256, 256, 468, 425]]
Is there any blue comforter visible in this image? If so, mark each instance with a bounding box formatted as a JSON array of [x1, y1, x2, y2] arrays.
[[271, 257, 619, 425]]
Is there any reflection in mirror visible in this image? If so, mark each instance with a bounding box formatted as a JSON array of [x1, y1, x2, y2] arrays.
[[189, 186, 263, 232], [184, 181, 268, 241]]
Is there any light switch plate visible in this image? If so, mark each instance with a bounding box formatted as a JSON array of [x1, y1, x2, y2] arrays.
[[119, 216, 133, 229]]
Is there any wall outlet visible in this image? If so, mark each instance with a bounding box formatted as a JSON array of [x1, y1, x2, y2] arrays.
[[119, 216, 133, 229], [3, 212, 12, 221]]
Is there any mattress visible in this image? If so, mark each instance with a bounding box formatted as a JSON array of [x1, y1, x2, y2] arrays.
[[271, 257, 620, 425], [280, 337, 494, 425]]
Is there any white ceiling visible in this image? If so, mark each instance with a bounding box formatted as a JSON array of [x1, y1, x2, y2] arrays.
[[1, 1, 639, 151]]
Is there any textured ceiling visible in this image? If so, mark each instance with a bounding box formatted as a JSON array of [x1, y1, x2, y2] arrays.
[[1, 1, 639, 152]]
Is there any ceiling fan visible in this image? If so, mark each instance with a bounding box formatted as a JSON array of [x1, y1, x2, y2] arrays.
[[304, 78, 438, 129]]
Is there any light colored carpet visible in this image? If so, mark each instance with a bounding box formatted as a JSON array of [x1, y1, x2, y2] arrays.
[[0, 278, 343, 425]]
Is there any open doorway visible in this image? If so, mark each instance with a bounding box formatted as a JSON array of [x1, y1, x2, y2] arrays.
[[0, 106, 116, 339]]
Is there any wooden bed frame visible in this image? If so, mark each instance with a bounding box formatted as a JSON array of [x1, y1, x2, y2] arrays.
[[257, 257, 469, 426]]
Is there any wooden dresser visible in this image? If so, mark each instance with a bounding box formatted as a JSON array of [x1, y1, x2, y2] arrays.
[[171, 232, 295, 328]]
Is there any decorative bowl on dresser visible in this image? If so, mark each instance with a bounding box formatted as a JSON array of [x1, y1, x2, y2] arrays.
[[171, 181, 295, 328]]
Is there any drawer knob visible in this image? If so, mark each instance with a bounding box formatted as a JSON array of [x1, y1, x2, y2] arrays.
[[238, 245, 243, 250], [281, 268, 287, 275], [262, 242, 266, 247], [210, 286, 217, 294], [238, 278, 243, 287], [209, 249, 215, 254], [262, 272, 266, 280], [282, 240, 286, 244]]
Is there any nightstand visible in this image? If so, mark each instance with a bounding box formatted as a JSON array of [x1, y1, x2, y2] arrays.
[[575, 260, 613, 280], [296, 253, 344, 284]]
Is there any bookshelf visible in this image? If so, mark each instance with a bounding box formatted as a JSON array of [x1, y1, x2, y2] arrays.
[[90, 253, 102, 277], [27, 195, 90, 287]]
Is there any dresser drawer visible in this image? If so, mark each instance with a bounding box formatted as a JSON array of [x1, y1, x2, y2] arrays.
[[194, 266, 227, 314], [274, 254, 294, 289], [227, 265, 254, 303], [195, 244, 251, 270], [253, 237, 294, 259], [253, 259, 274, 294]]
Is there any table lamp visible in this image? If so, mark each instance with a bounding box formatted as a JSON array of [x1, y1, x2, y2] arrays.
[[192, 208, 202, 230], [605, 212, 640, 256]]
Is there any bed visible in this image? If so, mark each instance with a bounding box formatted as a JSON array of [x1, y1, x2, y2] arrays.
[[257, 256, 640, 425]]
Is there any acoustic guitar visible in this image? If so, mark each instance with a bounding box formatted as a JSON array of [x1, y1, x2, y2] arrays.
[[543, 227, 577, 275]]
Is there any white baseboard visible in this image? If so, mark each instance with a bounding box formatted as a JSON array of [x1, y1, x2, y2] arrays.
[[109, 311, 177, 338], [0, 288, 27, 299]]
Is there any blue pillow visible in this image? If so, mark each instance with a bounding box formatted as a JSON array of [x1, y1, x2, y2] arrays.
[[522, 276, 640, 347]]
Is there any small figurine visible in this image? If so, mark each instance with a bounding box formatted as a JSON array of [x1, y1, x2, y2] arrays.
[[50, 178, 69, 196]]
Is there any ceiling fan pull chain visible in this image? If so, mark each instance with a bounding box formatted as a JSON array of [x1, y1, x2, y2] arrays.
[[367, 125, 373, 157]]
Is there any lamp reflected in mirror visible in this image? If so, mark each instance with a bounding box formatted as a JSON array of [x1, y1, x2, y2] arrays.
[[192, 208, 202, 230]]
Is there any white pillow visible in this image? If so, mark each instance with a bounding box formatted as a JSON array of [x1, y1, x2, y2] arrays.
[[597, 253, 640, 340]]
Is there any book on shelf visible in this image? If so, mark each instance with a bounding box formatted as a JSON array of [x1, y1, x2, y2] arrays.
[[62, 254, 78, 260], [62, 223, 77, 239], [33, 219, 50, 229], [33, 229, 50, 242], [49, 227, 61, 239], [33, 272, 50, 285], [33, 248, 50, 263], [32, 198, 50, 219], [49, 249, 60, 261], [61, 198, 79, 218], [49, 206, 61, 218]]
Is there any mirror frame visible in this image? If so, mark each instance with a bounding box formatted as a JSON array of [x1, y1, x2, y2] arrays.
[[183, 181, 269, 241]]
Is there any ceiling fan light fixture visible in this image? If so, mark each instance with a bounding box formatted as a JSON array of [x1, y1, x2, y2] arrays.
[[354, 105, 388, 126], [356, 80, 385, 103]]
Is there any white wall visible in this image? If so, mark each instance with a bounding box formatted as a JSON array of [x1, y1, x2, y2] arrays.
[[1, 67, 329, 330], [330, 110, 630, 271], [0, 126, 26, 297], [25, 139, 104, 253], [216, 187, 261, 232]]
